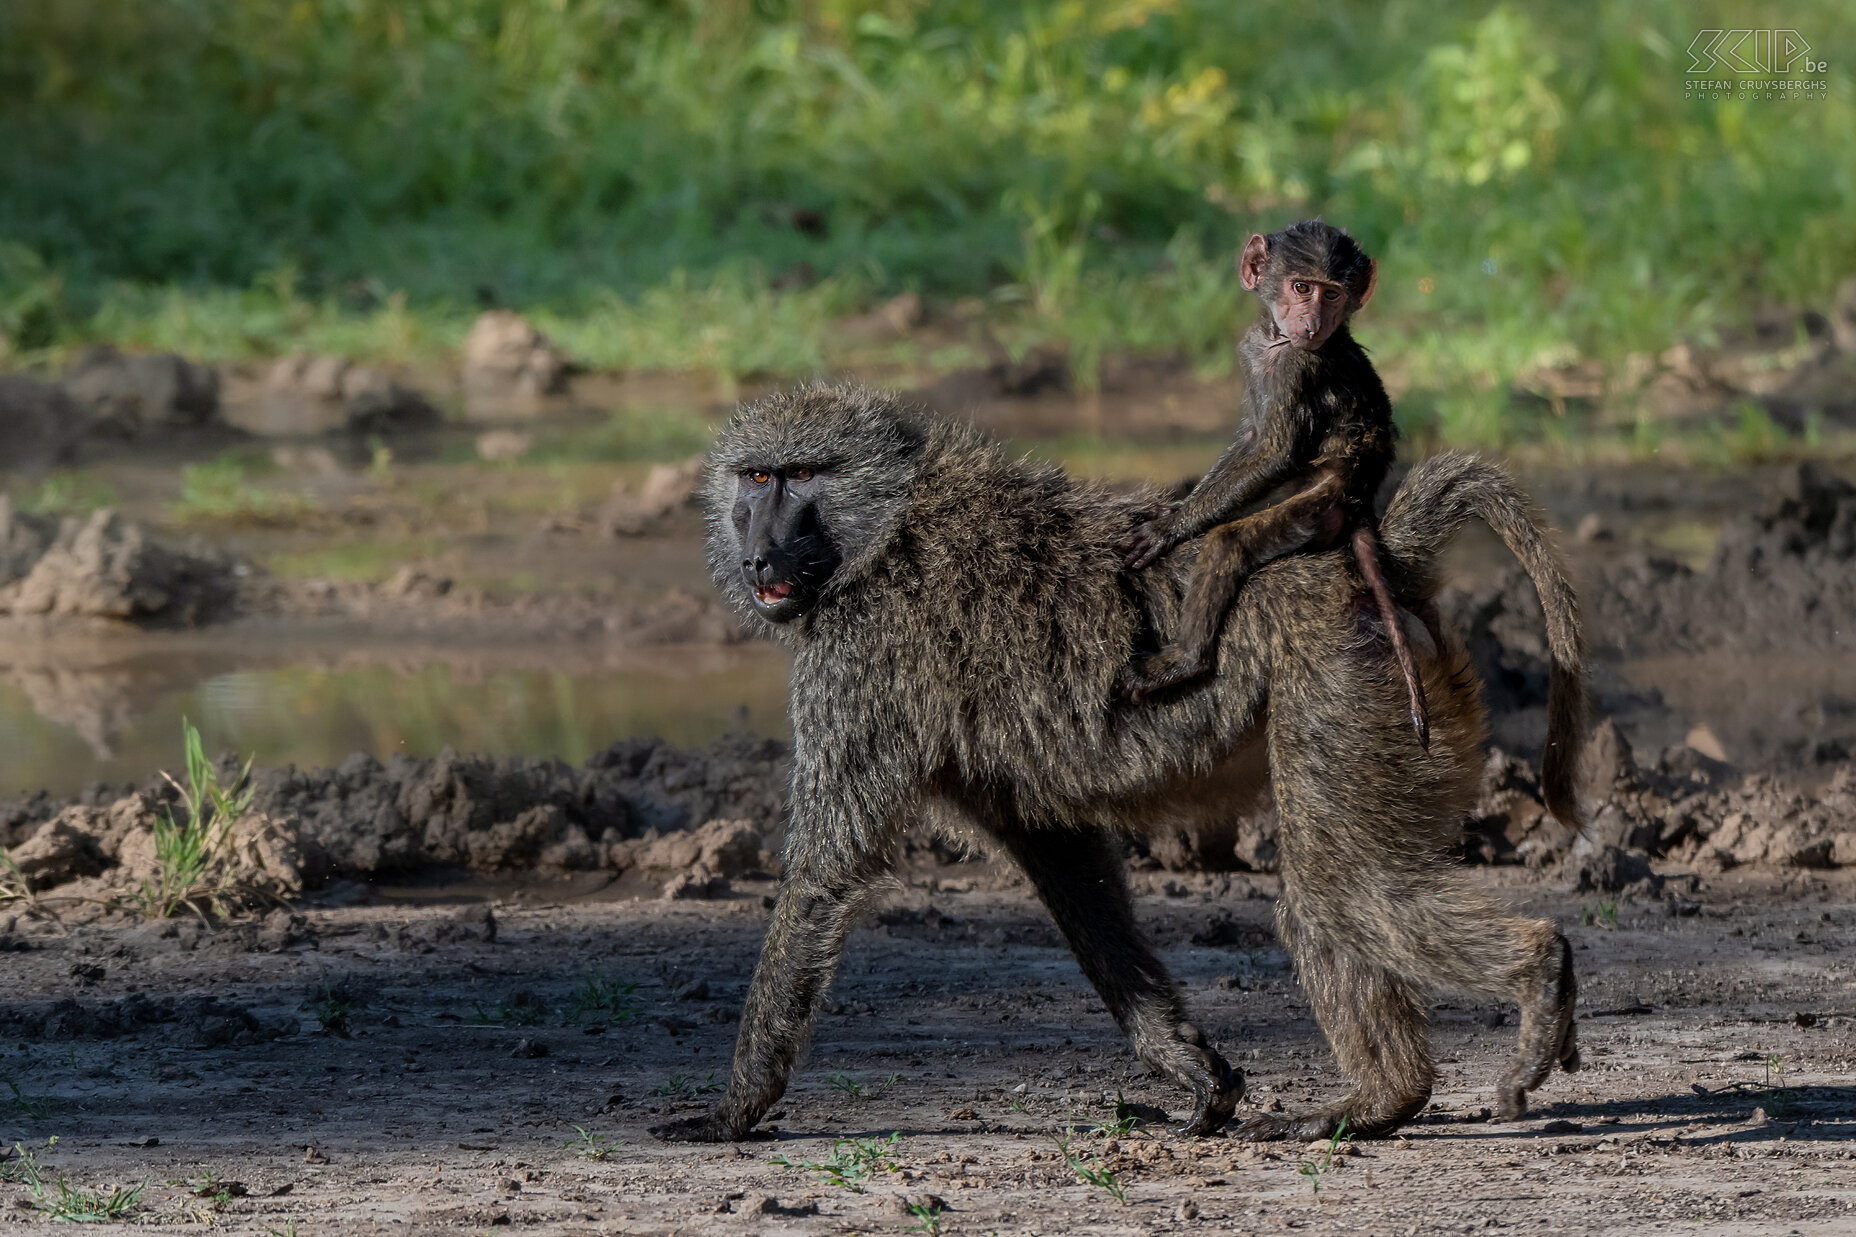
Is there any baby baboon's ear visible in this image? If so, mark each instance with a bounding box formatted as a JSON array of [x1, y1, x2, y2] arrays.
[[1356, 257, 1379, 312], [1238, 234, 1270, 291]]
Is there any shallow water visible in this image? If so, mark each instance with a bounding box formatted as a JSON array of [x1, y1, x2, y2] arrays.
[[0, 638, 792, 798]]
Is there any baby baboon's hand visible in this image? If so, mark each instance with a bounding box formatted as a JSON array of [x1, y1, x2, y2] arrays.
[[1120, 507, 1180, 570]]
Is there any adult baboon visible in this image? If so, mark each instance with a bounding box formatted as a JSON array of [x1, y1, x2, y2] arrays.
[[654, 382, 1583, 1144]]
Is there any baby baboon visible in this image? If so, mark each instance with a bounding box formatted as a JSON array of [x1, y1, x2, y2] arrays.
[[653, 383, 1585, 1145], [1119, 220, 1428, 743]]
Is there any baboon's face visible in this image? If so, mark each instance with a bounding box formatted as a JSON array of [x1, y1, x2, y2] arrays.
[[731, 464, 842, 622]]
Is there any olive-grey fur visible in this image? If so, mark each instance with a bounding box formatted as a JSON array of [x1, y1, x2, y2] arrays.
[[664, 381, 1585, 1144]]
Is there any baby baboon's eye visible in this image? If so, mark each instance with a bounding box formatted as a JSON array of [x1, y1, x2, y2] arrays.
[[790, 467, 814, 483], [1293, 281, 1310, 295], [1322, 287, 1340, 301]]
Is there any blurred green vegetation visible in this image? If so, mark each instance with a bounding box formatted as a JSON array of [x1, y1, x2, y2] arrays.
[[1, 0, 1852, 436]]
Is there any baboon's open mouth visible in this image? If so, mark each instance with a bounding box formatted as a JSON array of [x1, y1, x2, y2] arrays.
[[754, 582, 794, 605]]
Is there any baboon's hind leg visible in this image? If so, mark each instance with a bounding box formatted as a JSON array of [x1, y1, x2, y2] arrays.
[[988, 816, 1244, 1134], [1497, 927, 1580, 1120], [1232, 903, 1435, 1142]]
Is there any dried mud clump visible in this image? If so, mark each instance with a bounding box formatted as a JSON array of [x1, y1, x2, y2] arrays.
[[1594, 461, 1856, 656], [0, 505, 243, 626], [1462, 719, 1856, 890]]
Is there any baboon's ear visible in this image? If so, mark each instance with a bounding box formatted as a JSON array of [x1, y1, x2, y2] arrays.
[[1356, 257, 1379, 311], [1238, 234, 1269, 291]]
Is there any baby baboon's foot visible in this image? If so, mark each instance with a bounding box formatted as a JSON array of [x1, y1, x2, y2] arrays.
[[1495, 1083, 1529, 1123], [1114, 648, 1211, 702], [649, 1110, 761, 1143]]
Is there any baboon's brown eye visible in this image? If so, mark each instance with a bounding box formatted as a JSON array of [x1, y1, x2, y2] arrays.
[[1322, 287, 1340, 301], [1293, 281, 1310, 295], [790, 467, 814, 483], [748, 470, 770, 485]]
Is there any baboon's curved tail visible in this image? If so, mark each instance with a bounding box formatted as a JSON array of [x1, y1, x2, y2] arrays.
[[1379, 452, 1587, 831]]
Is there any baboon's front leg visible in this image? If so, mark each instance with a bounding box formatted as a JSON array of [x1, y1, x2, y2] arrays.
[[989, 816, 1244, 1135], [650, 878, 862, 1141]]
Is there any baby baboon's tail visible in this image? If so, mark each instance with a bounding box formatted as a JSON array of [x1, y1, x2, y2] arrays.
[[1379, 452, 1587, 831]]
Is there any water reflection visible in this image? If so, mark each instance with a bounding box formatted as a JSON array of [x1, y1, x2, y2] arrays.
[[0, 640, 791, 797]]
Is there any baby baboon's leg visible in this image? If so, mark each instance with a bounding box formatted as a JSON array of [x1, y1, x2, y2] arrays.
[[990, 819, 1244, 1134], [1119, 470, 1345, 701], [1232, 894, 1435, 1142], [651, 875, 866, 1141]]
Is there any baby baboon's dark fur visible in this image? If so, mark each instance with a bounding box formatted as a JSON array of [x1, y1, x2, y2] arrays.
[[654, 382, 1586, 1145], [1118, 221, 1429, 743]]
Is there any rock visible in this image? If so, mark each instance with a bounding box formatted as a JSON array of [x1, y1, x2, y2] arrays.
[[1570, 844, 1654, 893], [0, 375, 90, 469], [635, 818, 763, 877], [597, 456, 704, 536], [0, 494, 58, 585], [462, 311, 569, 418], [242, 354, 438, 436], [1833, 276, 1856, 354], [62, 346, 219, 436], [475, 430, 533, 462], [8, 819, 108, 889], [6, 508, 238, 624], [1574, 513, 1611, 543], [661, 870, 730, 900]]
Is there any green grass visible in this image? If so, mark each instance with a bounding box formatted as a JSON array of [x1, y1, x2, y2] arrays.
[[563, 1125, 615, 1161], [1, 1, 1852, 443], [1296, 1116, 1353, 1196], [139, 716, 255, 918], [770, 1132, 904, 1193], [1053, 1125, 1126, 1204], [2, 1139, 147, 1223], [170, 452, 314, 526]]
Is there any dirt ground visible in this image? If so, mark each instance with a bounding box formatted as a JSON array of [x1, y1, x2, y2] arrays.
[[0, 864, 1852, 1235]]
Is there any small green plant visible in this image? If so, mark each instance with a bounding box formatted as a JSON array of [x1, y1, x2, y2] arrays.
[[1053, 1126, 1126, 1204], [267, 1221, 301, 1237], [1296, 1116, 1352, 1196], [905, 1198, 945, 1235], [138, 718, 256, 918], [0, 848, 28, 903], [1580, 901, 1618, 930], [650, 1072, 721, 1097], [20, 473, 118, 517], [1091, 1092, 1139, 1138], [568, 975, 639, 1024], [827, 1071, 866, 1097], [1763, 1052, 1786, 1087], [315, 998, 354, 1036], [0, 1138, 53, 1185], [1, 1075, 51, 1120], [37, 1176, 148, 1222], [771, 1132, 903, 1193], [171, 453, 308, 524], [563, 1125, 613, 1161], [4, 1139, 145, 1222]]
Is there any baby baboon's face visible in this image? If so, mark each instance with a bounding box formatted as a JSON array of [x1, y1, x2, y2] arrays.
[[730, 464, 841, 621]]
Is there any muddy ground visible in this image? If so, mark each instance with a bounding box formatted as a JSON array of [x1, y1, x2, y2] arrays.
[[0, 867, 1852, 1235]]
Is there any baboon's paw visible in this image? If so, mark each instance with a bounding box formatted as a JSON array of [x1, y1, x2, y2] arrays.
[[1230, 1110, 1346, 1142], [1495, 1086, 1528, 1123], [1175, 1061, 1245, 1136], [649, 1112, 759, 1143]]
